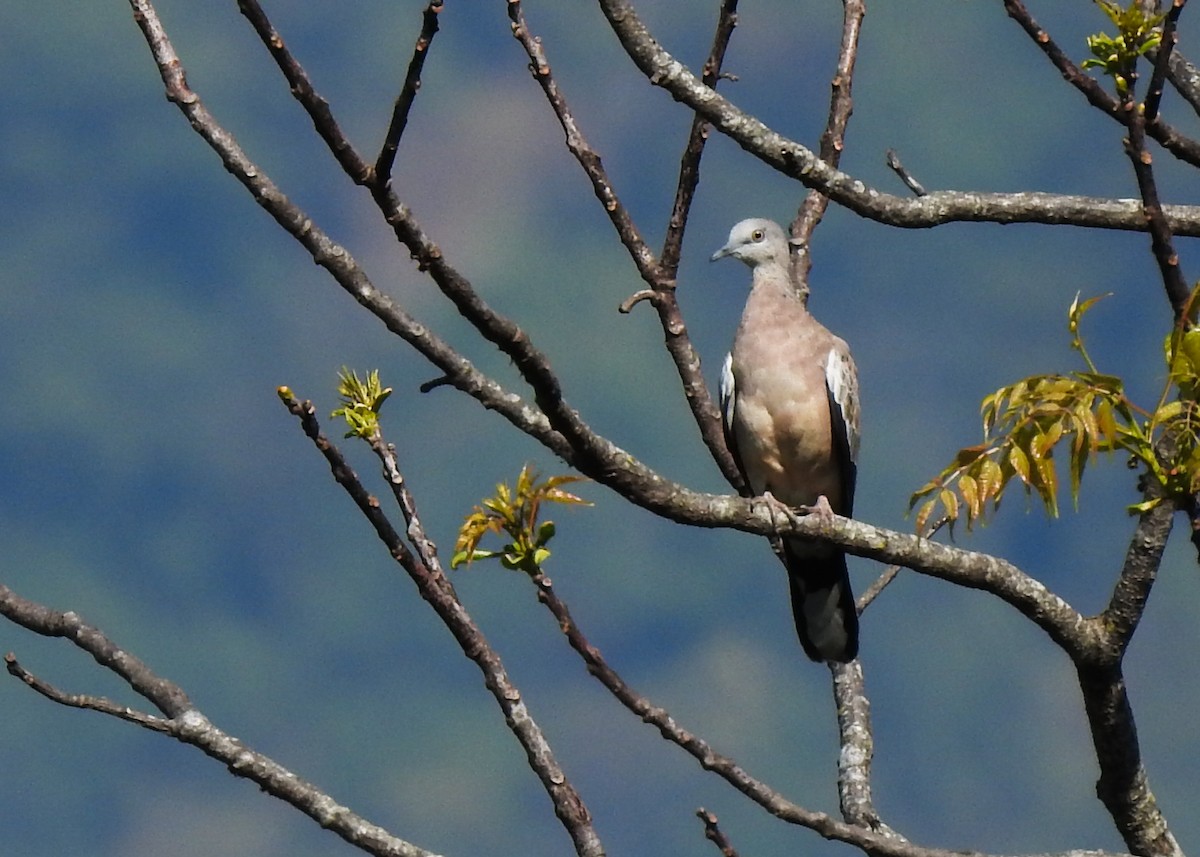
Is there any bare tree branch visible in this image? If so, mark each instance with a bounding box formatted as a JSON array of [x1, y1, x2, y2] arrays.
[[235, 0, 370, 184], [0, 586, 439, 857], [278, 391, 604, 857], [830, 660, 899, 836], [1002, 0, 1200, 168], [697, 808, 741, 857], [1143, 0, 1186, 122], [508, 0, 745, 490], [593, 0, 1200, 234], [1076, 661, 1182, 857], [1075, 494, 1177, 856], [791, 0, 865, 284], [5, 652, 172, 732], [374, 0, 443, 185], [655, 0, 744, 491], [525, 572, 1121, 857], [1123, 86, 1191, 317]]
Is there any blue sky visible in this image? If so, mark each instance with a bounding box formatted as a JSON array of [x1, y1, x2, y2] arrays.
[[1, 3, 1198, 856]]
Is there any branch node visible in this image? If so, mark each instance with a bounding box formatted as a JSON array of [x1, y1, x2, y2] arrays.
[[619, 289, 661, 313]]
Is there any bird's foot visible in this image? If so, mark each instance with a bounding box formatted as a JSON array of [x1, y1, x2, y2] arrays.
[[757, 491, 800, 550], [800, 494, 837, 527]]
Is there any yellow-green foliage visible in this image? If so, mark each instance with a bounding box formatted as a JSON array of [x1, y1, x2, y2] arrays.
[[331, 367, 393, 440], [453, 465, 590, 575], [911, 291, 1200, 533], [1082, 0, 1164, 98]]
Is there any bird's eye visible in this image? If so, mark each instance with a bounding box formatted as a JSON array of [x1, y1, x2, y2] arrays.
[[751, 229, 764, 242]]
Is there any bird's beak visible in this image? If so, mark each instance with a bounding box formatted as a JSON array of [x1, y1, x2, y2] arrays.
[[710, 244, 733, 262]]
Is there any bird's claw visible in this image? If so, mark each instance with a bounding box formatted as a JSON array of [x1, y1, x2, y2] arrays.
[[800, 494, 836, 525]]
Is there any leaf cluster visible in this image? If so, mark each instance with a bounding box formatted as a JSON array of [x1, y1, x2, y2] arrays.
[[1081, 0, 1165, 98], [911, 292, 1200, 532], [331, 367, 393, 440], [452, 465, 590, 575]]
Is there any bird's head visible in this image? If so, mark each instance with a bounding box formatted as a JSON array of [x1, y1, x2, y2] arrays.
[[710, 218, 793, 269]]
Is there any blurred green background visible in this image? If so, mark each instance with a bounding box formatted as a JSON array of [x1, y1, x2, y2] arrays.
[[2, 2, 1197, 855]]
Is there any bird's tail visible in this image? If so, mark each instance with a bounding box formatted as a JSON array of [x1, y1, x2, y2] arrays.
[[783, 542, 859, 663]]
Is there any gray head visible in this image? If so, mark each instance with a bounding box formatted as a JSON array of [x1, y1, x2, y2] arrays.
[[710, 218, 792, 269]]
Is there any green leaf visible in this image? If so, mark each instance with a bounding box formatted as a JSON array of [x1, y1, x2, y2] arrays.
[[959, 473, 981, 523], [1008, 444, 1031, 485], [453, 465, 590, 576]]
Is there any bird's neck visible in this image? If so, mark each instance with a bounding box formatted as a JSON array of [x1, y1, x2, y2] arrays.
[[750, 262, 809, 305]]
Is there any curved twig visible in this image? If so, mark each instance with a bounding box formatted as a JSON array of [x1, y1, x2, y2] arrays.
[[0, 586, 439, 857], [592, 0, 1200, 234]]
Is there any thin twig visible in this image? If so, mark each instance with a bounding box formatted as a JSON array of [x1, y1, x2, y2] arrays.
[[504, 1, 748, 487], [1144, 0, 1186, 122], [886, 149, 928, 197], [653, 0, 745, 491], [1124, 98, 1192, 317], [592, 0, 1200, 233], [5, 652, 172, 732], [236, 0, 370, 183], [0, 585, 437, 857], [375, 0, 443, 185], [696, 808, 740, 857], [279, 390, 605, 857], [1002, 0, 1200, 168], [507, 1, 658, 279], [660, 0, 739, 277], [526, 571, 1130, 857], [792, 0, 866, 286]]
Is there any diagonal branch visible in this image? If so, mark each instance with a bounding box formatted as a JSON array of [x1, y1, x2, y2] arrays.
[[659, 0, 739, 279], [791, 0, 865, 278], [131, 0, 1103, 675], [279, 391, 604, 857], [524, 572, 1131, 857], [1143, 0, 1186, 122], [374, 0, 443, 185], [1002, 0, 1200, 167], [507, 1, 744, 490], [1123, 83, 1192, 317], [507, 1, 659, 281], [0, 585, 440, 857], [236, 0, 371, 184], [654, 0, 744, 491], [593, 0, 1200, 234], [5, 653, 173, 733]]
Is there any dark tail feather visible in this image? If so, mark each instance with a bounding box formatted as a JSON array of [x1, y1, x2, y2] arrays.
[[784, 544, 859, 663]]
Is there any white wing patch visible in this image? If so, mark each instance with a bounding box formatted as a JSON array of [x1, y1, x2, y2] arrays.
[[824, 347, 860, 462], [719, 351, 736, 436]]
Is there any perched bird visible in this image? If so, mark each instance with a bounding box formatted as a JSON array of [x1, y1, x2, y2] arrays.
[[711, 218, 860, 663]]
